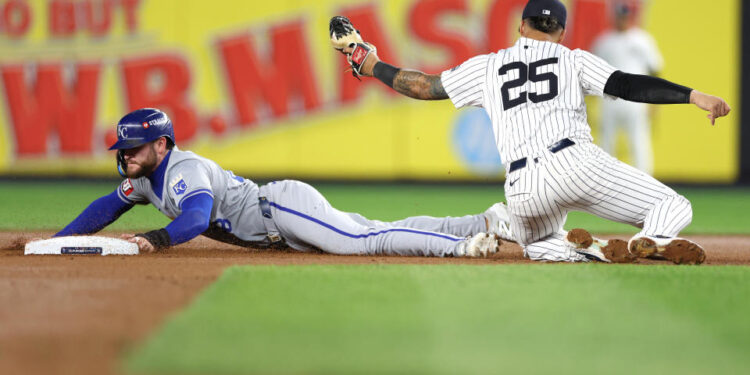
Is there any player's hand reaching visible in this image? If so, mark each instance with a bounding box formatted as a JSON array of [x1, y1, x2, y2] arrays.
[[342, 43, 380, 78], [690, 90, 731, 125], [121, 233, 156, 253], [329, 16, 380, 78]]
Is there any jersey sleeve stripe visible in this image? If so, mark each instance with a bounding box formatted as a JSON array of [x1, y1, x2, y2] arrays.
[[177, 189, 214, 209]]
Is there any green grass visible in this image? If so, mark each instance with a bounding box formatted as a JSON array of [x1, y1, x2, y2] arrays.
[[0, 181, 171, 231], [1, 181, 749, 234], [125, 264, 750, 374]]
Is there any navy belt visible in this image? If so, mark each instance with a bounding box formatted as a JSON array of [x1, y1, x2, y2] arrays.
[[508, 138, 575, 173], [258, 196, 282, 243], [259, 196, 272, 218]]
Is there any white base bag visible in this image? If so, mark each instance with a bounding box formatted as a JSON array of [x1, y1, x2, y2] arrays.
[[25, 236, 139, 256]]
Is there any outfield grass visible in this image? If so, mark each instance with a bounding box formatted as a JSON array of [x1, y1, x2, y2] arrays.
[[125, 264, 750, 374], [1, 180, 749, 234]]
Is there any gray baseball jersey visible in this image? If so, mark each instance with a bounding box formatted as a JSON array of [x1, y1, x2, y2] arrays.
[[441, 37, 693, 262], [115, 148, 486, 256]]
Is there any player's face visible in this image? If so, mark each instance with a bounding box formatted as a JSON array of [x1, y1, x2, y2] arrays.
[[121, 142, 159, 178]]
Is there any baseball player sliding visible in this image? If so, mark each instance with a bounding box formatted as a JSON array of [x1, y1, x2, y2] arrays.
[[330, 0, 730, 264], [53, 108, 513, 257]]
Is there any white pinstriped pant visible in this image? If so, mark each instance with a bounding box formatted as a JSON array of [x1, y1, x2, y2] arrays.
[[505, 141, 692, 262]]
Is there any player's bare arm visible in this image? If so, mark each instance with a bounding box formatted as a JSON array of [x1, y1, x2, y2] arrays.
[[339, 45, 447, 100], [330, 16, 447, 100], [347, 47, 449, 100], [391, 70, 448, 100]]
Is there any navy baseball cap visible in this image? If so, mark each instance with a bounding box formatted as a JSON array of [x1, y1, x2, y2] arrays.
[[109, 108, 175, 150], [522, 0, 567, 29]]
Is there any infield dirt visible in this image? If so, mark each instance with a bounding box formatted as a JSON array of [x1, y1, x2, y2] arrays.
[[1, 231, 749, 375]]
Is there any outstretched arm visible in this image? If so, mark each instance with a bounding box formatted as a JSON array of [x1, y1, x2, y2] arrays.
[[55, 189, 134, 237], [603, 71, 730, 125], [342, 44, 448, 100], [389, 68, 448, 100], [124, 193, 213, 253]]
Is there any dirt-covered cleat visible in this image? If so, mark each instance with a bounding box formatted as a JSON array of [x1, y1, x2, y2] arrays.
[[484, 202, 514, 241], [566, 228, 637, 263], [628, 237, 658, 258], [567, 228, 593, 248], [600, 239, 637, 263], [662, 239, 706, 265], [456, 233, 500, 257], [629, 236, 705, 265]]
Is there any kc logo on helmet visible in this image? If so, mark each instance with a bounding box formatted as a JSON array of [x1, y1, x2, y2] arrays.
[[117, 125, 128, 139]]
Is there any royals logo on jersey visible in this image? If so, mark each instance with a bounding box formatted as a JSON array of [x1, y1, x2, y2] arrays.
[[120, 179, 134, 196], [170, 174, 188, 195], [172, 180, 187, 195]]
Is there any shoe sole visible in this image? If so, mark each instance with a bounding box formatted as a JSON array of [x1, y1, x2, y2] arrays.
[[568, 229, 636, 264], [629, 237, 706, 265], [567, 228, 593, 248], [600, 239, 637, 264]]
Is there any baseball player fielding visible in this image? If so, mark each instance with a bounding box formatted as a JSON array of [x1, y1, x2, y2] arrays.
[[330, 0, 730, 264]]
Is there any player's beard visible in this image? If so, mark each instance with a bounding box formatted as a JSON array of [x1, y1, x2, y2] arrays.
[[125, 144, 158, 179]]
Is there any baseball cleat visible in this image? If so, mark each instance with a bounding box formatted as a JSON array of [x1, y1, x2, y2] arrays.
[[566, 228, 637, 264], [484, 202, 515, 241], [629, 237, 705, 265], [457, 232, 501, 257]]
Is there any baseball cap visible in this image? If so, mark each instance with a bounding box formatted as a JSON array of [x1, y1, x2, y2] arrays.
[[522, 0, 567, 29]]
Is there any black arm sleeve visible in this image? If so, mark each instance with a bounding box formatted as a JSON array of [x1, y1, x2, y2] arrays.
[[373, 61, 401, 88], [603, 70, 692, 104]]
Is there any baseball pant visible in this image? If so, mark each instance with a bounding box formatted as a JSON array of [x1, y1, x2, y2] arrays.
[[505, 141, 691, 262], [259, 180, 484, 256]]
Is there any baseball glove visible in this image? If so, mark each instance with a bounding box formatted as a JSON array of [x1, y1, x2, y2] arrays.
[[329, 15, 377, 79]]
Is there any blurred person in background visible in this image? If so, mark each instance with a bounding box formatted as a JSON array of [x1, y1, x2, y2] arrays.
[[592, 0, 663, 175]]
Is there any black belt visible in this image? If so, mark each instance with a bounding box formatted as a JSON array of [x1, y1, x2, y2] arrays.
[[508, 138, 575, 173]]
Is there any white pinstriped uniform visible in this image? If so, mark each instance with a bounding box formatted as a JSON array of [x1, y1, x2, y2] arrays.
[[441, 37, 692, 262]]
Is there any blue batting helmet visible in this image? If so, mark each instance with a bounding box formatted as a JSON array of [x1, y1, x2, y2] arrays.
[[108, 108, 175, 150]]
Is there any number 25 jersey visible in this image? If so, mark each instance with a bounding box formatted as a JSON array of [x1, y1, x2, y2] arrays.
[[441, 37, 617, 165]]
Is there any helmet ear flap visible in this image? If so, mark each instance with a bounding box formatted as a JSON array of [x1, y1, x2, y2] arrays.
[[116, 150, 127, 177]]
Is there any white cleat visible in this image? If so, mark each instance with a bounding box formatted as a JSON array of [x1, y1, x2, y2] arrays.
[[484, 202, 515, 242], [628, 236, 705, 265], [456, 232, 501, 257]]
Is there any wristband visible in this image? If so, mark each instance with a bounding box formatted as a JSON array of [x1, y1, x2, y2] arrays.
[[373, 61, 401, 88], [136, 228, 171, 249]]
